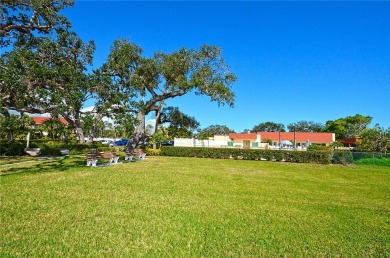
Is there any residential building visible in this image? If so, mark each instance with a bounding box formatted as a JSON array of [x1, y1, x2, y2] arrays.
[[30, 116, 68, 136], [174, 131, 335, 149]]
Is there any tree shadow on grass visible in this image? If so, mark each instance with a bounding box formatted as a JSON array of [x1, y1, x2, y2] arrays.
[[0, 156, 88, 176]]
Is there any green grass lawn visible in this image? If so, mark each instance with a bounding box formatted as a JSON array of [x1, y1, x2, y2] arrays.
[[1, 156, 389, 257]]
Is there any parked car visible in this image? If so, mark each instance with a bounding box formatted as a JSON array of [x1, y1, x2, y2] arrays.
[[161, 141, 174, 146], [100, 140, 112, 145], [112, 139, 129, 146]]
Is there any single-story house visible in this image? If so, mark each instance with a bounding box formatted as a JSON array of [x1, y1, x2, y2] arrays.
[[174, 131, 334, 149], [256, 132, 335, 148], [227, 133, 263, 149], [30, 116, 68, 136]]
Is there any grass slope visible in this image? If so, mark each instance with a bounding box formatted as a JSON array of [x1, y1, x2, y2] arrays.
[[1, 156, 389, 257]]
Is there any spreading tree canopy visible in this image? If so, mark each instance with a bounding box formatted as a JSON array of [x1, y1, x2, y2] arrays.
[[0, 0, 73, 47], [159, 106, 200, 138], [287, 120, 324, 132], [252, 122, 285, 132], [197, 124, 234, 139], [324, 114, 372, 140], [97, 39, 237, 150], [1, 30, 96, 142]]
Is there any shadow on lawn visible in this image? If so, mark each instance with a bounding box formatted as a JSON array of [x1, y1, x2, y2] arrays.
[[0, 156, 87, 176]]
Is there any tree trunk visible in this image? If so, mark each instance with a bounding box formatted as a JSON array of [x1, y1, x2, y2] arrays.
[[62, 114, 85, 144], [75, 126, 85, 144], [154, 99, 166, 133], [2, 110, 14, 142], [126, 111, 145, 151], [87, 114, 103, 143]]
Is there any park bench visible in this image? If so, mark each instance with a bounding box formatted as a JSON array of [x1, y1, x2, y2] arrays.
[[101, 151, 120, 164], [86, 151, 119, 166], [125, 148, 146, 161], [60, 148, 70, 156]]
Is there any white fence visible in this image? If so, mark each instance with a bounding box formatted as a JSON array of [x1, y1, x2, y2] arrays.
[[174, 138, 228, 148]]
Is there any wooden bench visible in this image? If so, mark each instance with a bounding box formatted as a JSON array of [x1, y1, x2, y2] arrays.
[[86, 151, 119, 166], [125, 149, 146, 161], [101, 152, 119, 164], [86, 153, 101, 167]]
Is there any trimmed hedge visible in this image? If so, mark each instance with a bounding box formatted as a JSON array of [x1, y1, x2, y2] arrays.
[[145, 148, 162, 156], [160, 147, 331, 164], [0, 140, 115, 156], [354, 157, 390, 167], [0, 141, 26, 156]]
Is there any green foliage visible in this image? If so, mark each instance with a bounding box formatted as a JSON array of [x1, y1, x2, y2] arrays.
[[0, 0, 74, 47], [40, 117, 68, 140], [329, 141, 344, 149], [160, 147, 331, 164], [1, 28, 97, 143], [324, 114, 372, 140], [113, 112, 136, 139], [307, 144, 329, 151], [0, 139, 114, 156], [287, 120, 324, 132], [354, 157, 390, 167], [0, 141, 25, 156], [160, 106, 199, 138], [197, 124, 234, 139], [0, 114, 34, 141], [145, 148, 161, 156], [357, 125, 390, 152], [332, 151, 354, 165], [252, 121, 285, 132], [149, 127, 171, 148], [98, 39, 237, 148]]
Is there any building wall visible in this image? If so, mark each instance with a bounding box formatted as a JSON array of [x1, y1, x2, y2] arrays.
[[174, 138, 228, 148], [174, 135, 267, 149]]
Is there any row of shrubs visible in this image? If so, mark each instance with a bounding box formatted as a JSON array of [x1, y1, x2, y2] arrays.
[[0, 140, 160, 157], [1, 141, 371, 166], [160, 147, 333, 164], [0, 141, 114, 156]]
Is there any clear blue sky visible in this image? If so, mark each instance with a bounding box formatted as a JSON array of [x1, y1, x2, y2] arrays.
[[64, 1, 390, 132]]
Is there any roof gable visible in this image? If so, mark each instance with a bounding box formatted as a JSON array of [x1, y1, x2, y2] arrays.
[[31, 117, 68, 125]]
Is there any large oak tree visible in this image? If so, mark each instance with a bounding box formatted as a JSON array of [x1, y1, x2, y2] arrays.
[[0, 0, 73, 47], [1, 30, 96, 143], [98, 39, 237, 150]]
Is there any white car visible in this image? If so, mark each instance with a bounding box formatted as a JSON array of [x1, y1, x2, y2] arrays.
[[101, 140, 112, 145]]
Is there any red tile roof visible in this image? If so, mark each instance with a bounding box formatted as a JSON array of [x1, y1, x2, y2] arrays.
[[342, 137, 362, 144], [229, 133, 258, 140], [258, 132, 334, 143], [31, 117, 68, 125]]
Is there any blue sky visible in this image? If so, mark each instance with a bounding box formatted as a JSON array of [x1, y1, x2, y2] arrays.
[[64, 1, 390, 132]]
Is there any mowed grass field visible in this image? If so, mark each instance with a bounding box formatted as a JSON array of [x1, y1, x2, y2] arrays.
[[1, 156, 389, 257]]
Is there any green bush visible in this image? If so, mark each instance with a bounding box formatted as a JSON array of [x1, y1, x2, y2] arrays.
[[0, 141, 25, 156], [145, 148, 162, 156], [307, 144, 331, 151], [160, 147, 331, 164], [332, 151, 354, 165], [0, 140, 112, 156], [354, 157, 390, 167]]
